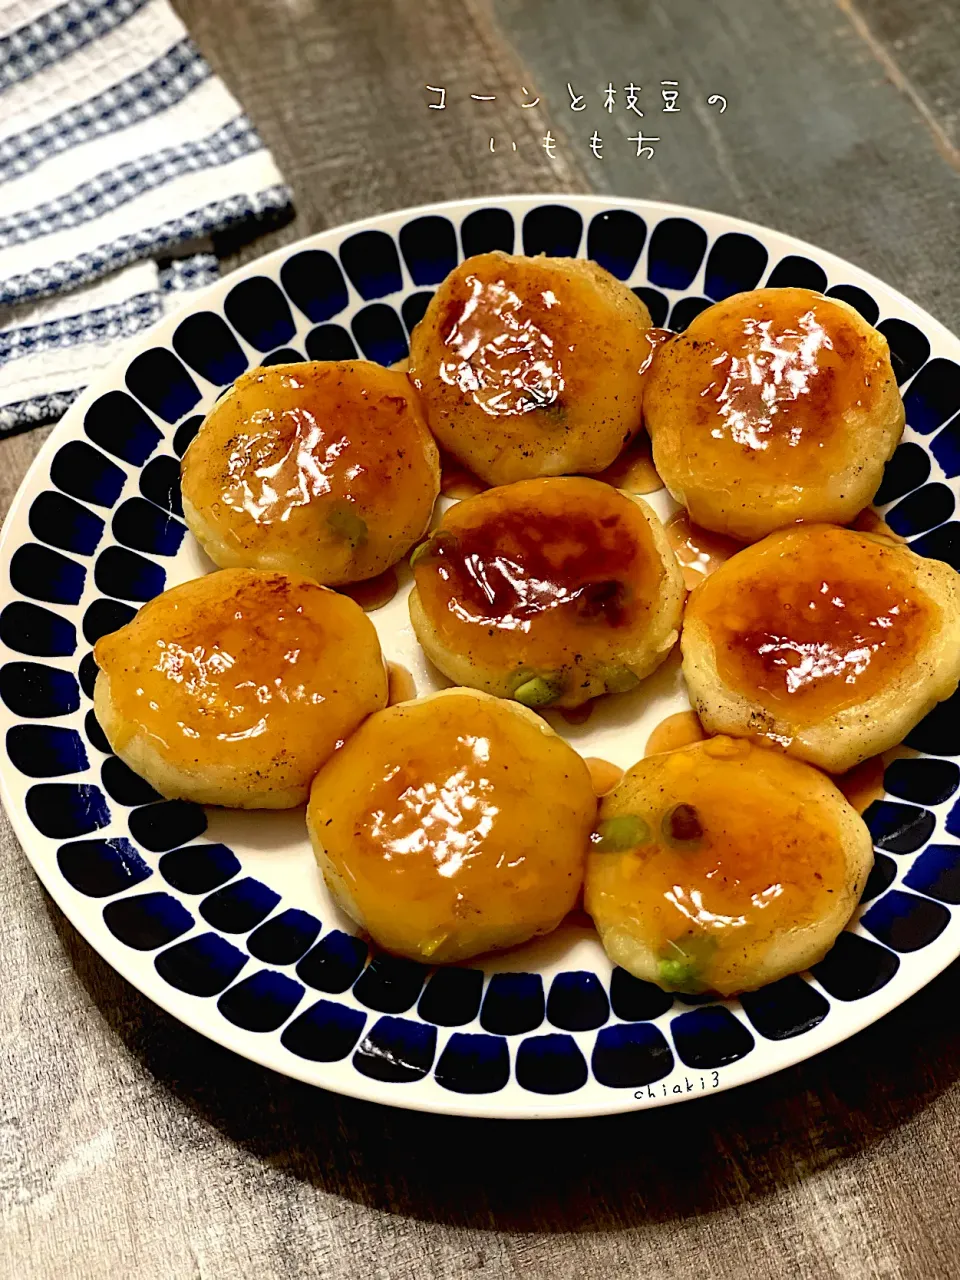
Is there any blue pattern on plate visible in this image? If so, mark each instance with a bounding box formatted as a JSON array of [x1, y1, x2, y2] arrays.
[[633, 285, 668, 327], [6, 724, 87, 776], [77, 652, 99, 699], [904, 845, 960, 903], [218, 969, 305, 1031], [480, 972, 545, 1035], [765, 254, 827, 292], [885, 483, 955, 537], [57, 836, 151, 897], [435, 1032, 510, 1094], [903, 358, 960, 435], [94, 545, 165, 601], [100, 756, 162, 806], [84, 710, 111, 754], [884, 758, 959, 806], [260, 347, 305, 366], [878, 318, 930, 385], [305, 323, 357, 362], [609, 966, 674, 1021], [159, 842, 240, 894], [0, 662, 79, 717], [826, 283, 879, 325], [860, 853, 898, 904], [353, 954, 428, 1014], [417, 967, 485, 1026], [199, 876, 280, 932], [112, 497, 186, 557], [125, 349, 201, 424], [128, 799, 207, 852], [647, 217, 707, 289], [280, 250, 349, 324], [460, 207, 514, 257], [351, 303, 408, 367], [339, 230, 402, 300], [931, 415, 960, 479], [874, 442, 931, 505], [515, 1033, 587, 1094], [669, 296, 712, 332], [173, 414, 204, 458], [400, 216, 458, 286], [0, 602, 76, 657], [704, 232, 768, 300], [670, 1006, 755, 1069], [103, 891, 194, 950], [592, 1023, 674, 1088], [522, 205, 582, 257], [11, 544, 85, 605], [739, 976, 829, 1041], [50, 441, 125, 508], [85, 390, 162, 465], [173, 312, 248, 386], [546, 970, 609, 1031], [29, 492, 104, 556], [353, 1015, 437, 1083], [247, 909, 322, 966], [281, 998, 366, 1062], [865, 800, 935, 853], [811, 932, 899, 1000], [224, 277, 296, 351], [401, 291, 433, 335], [587, 210, 647, 280], [296, 929, 368, 992], [861, 889, 950, 952], [4, 198, 960, 1111], [155, 931, 248, 995], [139, 457, 183, 516]]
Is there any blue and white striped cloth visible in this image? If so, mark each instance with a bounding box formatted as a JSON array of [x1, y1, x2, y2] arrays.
[[0, 0, 292, 434]]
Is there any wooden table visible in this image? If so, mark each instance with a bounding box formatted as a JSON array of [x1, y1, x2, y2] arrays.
[[3, 2, 959, 1276]]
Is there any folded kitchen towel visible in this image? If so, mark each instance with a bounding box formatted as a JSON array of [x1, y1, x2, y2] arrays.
[[0, 0, 292, 435]]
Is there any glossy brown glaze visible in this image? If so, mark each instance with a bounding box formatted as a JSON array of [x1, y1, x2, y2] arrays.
[[644, 289, 904, 540], [586, 736, 865, 996], [93, 568, 387, 796], [414, 477, 664, 666], [688, 524, 939, 725], [644, 710, 706, 756], [665, 510, 742, 590], [409, 252, 656, 485], [180, 361, 439, 586], [307, 691, 596, 963]]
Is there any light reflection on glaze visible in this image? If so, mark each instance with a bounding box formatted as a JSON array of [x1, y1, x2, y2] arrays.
[[368, 734, 500, 880], [689, 524, 936, 723], [308, 691, 596, 962], [708, 308, 836, 451], [94, 568, 387, 772], [438, 273, 565, 417]]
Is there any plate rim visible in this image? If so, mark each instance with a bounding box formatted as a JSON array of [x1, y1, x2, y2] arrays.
[[1, 191, 957, 1120]]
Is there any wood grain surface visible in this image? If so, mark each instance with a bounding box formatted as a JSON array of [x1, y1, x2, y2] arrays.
[[2, 2, 960, 1277]]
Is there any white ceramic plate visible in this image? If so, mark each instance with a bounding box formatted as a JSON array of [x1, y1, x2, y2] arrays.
[[2, 195, 959, 1119]]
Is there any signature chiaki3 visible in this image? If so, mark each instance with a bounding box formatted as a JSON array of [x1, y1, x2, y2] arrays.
[[635, 1071, 721, 1101]]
